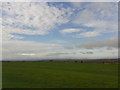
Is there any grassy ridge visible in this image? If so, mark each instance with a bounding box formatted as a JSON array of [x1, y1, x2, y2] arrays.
[[2, 62, 118, 88]]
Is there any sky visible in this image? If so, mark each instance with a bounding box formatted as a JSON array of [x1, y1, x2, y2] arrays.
[[1, 2, 119, 60]]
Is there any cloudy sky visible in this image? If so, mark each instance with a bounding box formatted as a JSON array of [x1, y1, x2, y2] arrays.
[[1, 2, 118, 60]]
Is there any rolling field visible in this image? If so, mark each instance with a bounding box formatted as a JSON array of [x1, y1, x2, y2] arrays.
[[2, 62, 118, 88]]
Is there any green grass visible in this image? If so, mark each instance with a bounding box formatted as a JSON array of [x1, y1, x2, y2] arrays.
[[2, 62, 118, 88]]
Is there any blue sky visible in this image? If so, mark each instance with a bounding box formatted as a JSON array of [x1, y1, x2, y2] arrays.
[[2, 2, 118, 60]]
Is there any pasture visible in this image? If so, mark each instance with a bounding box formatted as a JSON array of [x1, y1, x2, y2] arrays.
[[2, 62, 118, 88]]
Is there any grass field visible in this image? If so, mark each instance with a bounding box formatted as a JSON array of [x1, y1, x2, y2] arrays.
[[2, 62, 118, 88]]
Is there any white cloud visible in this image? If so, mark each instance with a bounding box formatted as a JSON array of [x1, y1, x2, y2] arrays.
[[76, 31, 100, 37], [60, 28, 82, 34], [84, 20, 118, 33], [1, 2, 118, 60], [72, 2, 118, 38], [70, 2, 82, 8], [20, 53, 36, 56], [73, 9, 96, 24], [1, 0, 119, 2], [60, 28, 101, 38], [2, 40, 64, 60], [2, 2, 72, 40], [2, 38, 118, 60]]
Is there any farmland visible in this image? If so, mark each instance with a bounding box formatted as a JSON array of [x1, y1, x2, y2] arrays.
[[2, 61, 118, 88]]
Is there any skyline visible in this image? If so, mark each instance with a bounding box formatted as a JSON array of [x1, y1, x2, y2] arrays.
[[2, 2, 118, 60]]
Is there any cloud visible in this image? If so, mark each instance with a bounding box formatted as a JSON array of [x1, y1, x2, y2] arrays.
[[60, 28, 82, 34], [2, 40, 64, 60], [64, 46, 74, 49], [73, 9, 96, 24], [1, 2, 118, 60], [75, 30, 100, 38], [2, 2, 72, 40], [60, 28, 101, 38], [2, 40, 87, 60], [80, 51, 93, 54], [69, 0, 119, 2], [20, 53, 36, 56], [2, 38, 118, 60], [45, 51, 95, 56], [3, 40, 62, 52], [76, 37, 118, 49], [71, 2, 118, 38], [1, 0, 119, 2], [70, 2, 82, 8], [46, 52, 72, 56]]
